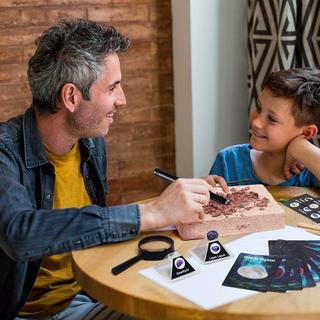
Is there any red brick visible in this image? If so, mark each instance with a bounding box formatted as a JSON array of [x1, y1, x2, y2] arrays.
[[108, 174, 149, 193], [128, 39, 156, 57], [111, 21, 172, 40], [117, 122, 173, 142], [0, 64, 27, 84], [0, 8, 21, 27], [88, 6, 148, 23], [149, 4, 172, 21], [122, 90, 152, 109], [121, 43, 172, 75], [0, 99, 29, 121], [48, 0, 112, 5], [105, 126, 118, 145], [151, 72, 173, 90], [153, 40, 172, 61], [0, 47, 22, 63], [107, 159, 119, 180], [117, 107, 151, 124], [0, 83, 31, 103], [153, 92, 174, 106], [112, 0, 169, 4], [0, 0, 46, 7], [112, 137, 174, 162], [117, 154, 175, 178], [150, 105, 174, 121], [108, 172, 168, 193], [19, 8, 49, 26], [123, 86, 173, 110], [121, 54, 172, 73], [122, 71, 152, 91], [23, 45, 36, 62], [121, 56, 157, 72], [47, 8, 87, 24], [108, 166, 174, 204], [0, 27, 45, 46]]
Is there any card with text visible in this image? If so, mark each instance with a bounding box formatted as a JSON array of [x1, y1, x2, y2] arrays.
[[283, 194, 320, 223]]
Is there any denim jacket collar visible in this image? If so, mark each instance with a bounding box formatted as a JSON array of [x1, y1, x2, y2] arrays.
[[22, 107, 95, 169]]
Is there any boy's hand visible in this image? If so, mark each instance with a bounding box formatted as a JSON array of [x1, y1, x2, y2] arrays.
[[283, 136, 306, 179], [283, 159, 305, 179], [200, 175, 229, 193]]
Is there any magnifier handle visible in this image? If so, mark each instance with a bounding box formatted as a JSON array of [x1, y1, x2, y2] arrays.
[[111, 254, 142, 275]]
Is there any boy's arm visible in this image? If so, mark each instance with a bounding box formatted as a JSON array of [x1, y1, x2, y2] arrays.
[[284, 137, 320, 180]]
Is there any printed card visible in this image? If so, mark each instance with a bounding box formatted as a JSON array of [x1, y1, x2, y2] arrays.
[[268, 257, 290, 292], [268, 240, 318, 288], [283, 194, 320, 223], [222, 253, 278, 292], [285, 257, 303, 291]]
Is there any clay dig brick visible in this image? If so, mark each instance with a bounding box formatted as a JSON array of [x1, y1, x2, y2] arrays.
[[176, 184, 285, 240]]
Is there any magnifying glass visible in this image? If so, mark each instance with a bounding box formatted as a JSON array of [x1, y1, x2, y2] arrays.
[[111, 235, 174, 275]]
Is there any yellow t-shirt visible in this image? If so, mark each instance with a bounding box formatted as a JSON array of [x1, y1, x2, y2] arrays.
[[19, 143, 92, 317]]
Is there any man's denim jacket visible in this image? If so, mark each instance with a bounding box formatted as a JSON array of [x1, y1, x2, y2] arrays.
[[0, 107, 140, 320]]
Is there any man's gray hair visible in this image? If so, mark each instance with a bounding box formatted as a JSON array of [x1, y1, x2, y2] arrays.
[[28, 18, 130, 114]]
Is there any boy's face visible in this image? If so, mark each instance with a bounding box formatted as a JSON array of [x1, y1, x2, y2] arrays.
[[249, 88, 304, 152]]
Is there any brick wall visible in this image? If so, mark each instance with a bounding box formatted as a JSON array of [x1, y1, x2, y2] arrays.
[[0, 0, 174, 205]]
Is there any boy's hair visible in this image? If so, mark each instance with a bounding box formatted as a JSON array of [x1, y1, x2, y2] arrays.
[[262, 67, 320, 128], [28, 18, 130, 115]]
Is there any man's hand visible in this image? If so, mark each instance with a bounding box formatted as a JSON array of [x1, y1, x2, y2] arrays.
[[139, 178, 216, 231]]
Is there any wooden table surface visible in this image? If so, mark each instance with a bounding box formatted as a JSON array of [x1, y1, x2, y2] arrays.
[[72, 186, 320, 320]]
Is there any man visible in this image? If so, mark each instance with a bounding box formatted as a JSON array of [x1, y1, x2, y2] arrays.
[[0, 19, 226, 320]]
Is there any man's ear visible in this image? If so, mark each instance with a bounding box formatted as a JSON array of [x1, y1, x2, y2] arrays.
[[301, 124, 318, 140], [60, 83, 81, 113]]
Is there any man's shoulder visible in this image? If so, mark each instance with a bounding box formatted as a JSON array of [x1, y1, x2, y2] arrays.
[[0, 114, 24, 148]]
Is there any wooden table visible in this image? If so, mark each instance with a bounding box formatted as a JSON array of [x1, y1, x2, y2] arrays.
[[72, 186, 320, 320]]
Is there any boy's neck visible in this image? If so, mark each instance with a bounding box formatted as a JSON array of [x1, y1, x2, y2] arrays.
[[251, 149, 287, 185]]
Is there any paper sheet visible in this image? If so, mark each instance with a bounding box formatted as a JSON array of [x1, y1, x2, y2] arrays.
[[139, 226, 320, 310]]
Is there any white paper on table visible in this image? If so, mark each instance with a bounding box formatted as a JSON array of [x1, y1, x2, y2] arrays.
[[139, 225, 320, 310]]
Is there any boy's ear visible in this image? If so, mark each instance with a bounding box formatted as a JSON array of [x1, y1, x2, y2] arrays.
[[60, 83, 81, 113], [301, 124, 318, 140]]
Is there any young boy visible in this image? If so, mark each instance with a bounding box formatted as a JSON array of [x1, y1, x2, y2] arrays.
[[209, 67, 320, 187]]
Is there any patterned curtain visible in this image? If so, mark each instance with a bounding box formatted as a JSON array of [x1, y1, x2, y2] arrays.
[[248, 0, 320, 143]]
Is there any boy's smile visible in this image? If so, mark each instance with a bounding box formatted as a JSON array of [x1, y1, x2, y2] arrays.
[[250, 128, 268, 140], [249, 89, 304, 152]]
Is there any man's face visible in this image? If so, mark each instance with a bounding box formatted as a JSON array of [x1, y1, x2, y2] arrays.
[[249, 88, 304, 152], [66, 53, 126, 138]]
